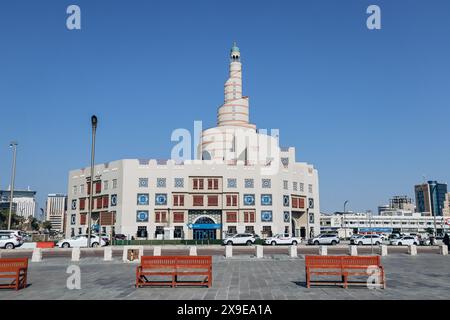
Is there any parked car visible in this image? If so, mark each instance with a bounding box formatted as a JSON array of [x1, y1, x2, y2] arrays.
[[308, 234, 340, 245], [264, 233, 302, 245], [114, 234, 127, 241], [0, 230, 24, 245], [351, 234, 382, 246], [350, 234, 363, 241], [56, 235, 107, 248], [390, 236, 418, 246], [223, 233, 257, 246], [0, 233, 22, 249]]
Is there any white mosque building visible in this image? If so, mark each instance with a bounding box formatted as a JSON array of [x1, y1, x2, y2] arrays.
[[65, 43, 320, 241]]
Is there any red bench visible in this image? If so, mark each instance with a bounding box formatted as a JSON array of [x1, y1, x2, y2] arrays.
[[0, 258, 28, 290], [305, 255, 386, 289], [136, 256, 212, 288]]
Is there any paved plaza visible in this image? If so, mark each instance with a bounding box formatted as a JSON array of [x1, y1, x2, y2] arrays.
[[1, 254, 449, 300]]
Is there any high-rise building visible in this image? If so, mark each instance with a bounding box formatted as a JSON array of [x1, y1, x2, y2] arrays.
[[65, 43, 321, 240], [443, 193, 450, 217], [45, 194, 67, 233], [414, 181, 448, 216], [0, 188, 37, 219]]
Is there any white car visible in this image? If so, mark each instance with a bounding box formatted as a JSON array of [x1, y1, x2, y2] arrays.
[[56, 235, 107, 248], [265, 234, 301, 246], [223, 233, 256, 246], [308, 234, 340, 245], [351, 234, 382, 246], [0, 230, 24, 245], [0, 233, 22, 249], [390, 236, 419, 246]]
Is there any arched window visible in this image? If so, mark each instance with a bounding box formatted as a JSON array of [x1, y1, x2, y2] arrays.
[[195, 217, 215, 225]]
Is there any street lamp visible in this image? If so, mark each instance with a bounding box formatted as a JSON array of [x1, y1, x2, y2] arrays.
[[87, 115, 98, 248], [8, 141, 18, 230], [343, 200, 349, 240]]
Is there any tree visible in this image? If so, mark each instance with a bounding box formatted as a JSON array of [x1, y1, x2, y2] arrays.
[[42, 220, 52, 231]]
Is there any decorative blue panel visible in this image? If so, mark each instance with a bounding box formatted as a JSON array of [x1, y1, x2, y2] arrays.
[[262, 179, 271, 188], [283, 195, 290, 207], [261, 211, 273, 222], [309, 198, 314, 209], [244, 179, 254, 188], [137, 194, 149, 205], [110, 194, 118, 206], [174, 178, 184, 188], [261, 194, 272, 206], [157, 178, 166, 188], [243, 194, 255, 206], [136, 210, 149, 222], [155, 193, 167, 205], [139, 178, 148, 188], [71, 199, 77, 210], [227, 178, 237, 188], [284, 211, 290, 223], [71, 214, 76, 225]]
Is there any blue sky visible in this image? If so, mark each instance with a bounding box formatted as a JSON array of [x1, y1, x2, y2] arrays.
[[0, 0, 449, 215]]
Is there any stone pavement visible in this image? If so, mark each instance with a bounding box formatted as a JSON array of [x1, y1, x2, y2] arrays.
[[1, 255, 449, 300]]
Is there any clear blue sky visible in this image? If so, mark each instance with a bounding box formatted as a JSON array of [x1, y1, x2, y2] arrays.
[[0, 0, 449, 215]]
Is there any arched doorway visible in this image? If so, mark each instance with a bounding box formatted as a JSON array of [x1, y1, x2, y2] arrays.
[[192, 216, 218, 240]]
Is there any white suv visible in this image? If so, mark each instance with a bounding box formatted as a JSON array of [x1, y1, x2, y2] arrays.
[[390, 236, 418, 246], [351, 234, 382, 246], [264, 234, 302, 245], [223, 233, 256, 246], [0, 233, 22, 249], [56, 235, 107, 248], [308, 234, 340, 245]]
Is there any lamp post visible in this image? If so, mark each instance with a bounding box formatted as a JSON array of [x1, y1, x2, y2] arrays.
[[87, 115, 98, 248], [343, 200, 349, 240], [7, 141, 18, 230]]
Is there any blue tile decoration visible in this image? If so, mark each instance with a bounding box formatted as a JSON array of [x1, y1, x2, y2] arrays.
[[111, 194, 118, 206], [136, 210, 149, 222], [261, 211, 273, 222], [244, 179, 254, 188], [309, 198, 314, 209], [139, 178, 148, 188], [283, 195, 290, 207], [243, 194, 255, 206], [137, 194, 149, 205], [174, 178, 184, 188], [262, 179, 271, 188], [155, 193, 167, 205], [71, 199, 77, 210], [261, 194, 272, 206], [227, 178, 237, 188], [157, 178, 166, 188], [284, 211, 290, 222]]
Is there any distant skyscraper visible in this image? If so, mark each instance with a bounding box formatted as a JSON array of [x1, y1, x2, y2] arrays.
[[45, 194, 67, 232], [415, 181, 448, 216]]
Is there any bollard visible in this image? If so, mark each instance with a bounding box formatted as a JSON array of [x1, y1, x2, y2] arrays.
[[189, 246, 197, 256], [289, 245, 297, 258], [440, 245, 448, 256], [256, 245, 263, 258], [31, 248, 42, 262], [319, 245, 327, 256], [408, 245, 417, 256], [153, 246, 161, 256], [104, 246, 113, 261], [72, 247, 81, 261], [225, 245, 233, 258], [122, 246, 144, 263], [349, 245, 358, 256], [380, 245, 388, 256]]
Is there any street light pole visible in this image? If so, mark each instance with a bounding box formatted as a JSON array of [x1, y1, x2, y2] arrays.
[[87, 115, 98, 248], [343, 200, 349, 240], [8, 142, 18, 230]]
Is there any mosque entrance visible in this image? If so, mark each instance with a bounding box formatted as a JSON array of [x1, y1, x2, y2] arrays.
[[192, 217, 219, 240]]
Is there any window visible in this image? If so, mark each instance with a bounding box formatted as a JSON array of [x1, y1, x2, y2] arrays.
[[155, 226, 164, 238], [104, 180, 109, 191], [227, 178, 237, 188], [157, 178, 166, 188], [193, 195, 204, 206], [244, 211, 255, 223], [261, 194, 272, 206], [96, 197, 103, 209], [112, 179, 118, 189], [226, 194, 238, 207], [262, 226, 272, 237], [292, 197, 305, 209], [173, 212, 184, 223], [207, 178, 219, 190], [193, 178, 204, 190], [299, 183, 304, 192], [227, 226, 237, 235], [155, 211, 167, 223], [226, 212, 238, 223], [245, 179, 254, 188], [293, 182, 298, 191], [308, 184, 313, 193], [245, 226, 255, 234], [73, 186, 77, 195], [139, 178, 148, 188], [174, 178, 184, 188], [173, 195, 185, 207], [207, 195, 219, 206], [174, 226, 183, 239], [262, 179, 271, 188], [80, 198, 86, 211], [95, 181, 101, 194], [283, 180, 288, 190], [102, 195, 109, 208], [80, 184, 85, 194]]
